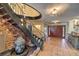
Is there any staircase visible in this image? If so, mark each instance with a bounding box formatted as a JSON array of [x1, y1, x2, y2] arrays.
[[0, 3, 44, 56]]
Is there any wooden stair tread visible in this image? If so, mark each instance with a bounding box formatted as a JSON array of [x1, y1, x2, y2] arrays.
[[0, 13, 7, 18], [0, 7, 3, 9], [2, 15, 10, 19]]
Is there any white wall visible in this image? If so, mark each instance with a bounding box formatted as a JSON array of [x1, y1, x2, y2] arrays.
[[68, 20, 74, 34]]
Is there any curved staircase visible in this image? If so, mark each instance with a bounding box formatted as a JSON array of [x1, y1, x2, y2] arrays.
[[0, 3, 44, 56]]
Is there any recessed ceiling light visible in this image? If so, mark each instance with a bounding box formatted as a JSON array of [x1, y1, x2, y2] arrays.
[[52, 20, 60, 23]]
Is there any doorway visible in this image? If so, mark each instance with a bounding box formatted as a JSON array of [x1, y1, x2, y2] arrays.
[[48, 25, 66, 38]]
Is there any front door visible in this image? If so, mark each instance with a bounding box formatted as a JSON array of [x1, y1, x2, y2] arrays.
[[48, 25, 65, 38]]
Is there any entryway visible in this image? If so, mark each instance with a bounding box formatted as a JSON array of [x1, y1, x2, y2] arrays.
[[48, 25, 66, 38]]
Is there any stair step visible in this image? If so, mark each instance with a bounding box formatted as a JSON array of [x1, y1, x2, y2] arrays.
[[0, 7, 3, 9], [12, 24, 20, 29], [0, 13, 7, 18], [11, 22, 16, 25], [12, 23, 17, 25], [3, 15, 10, 19], [6, 18, 12, 21], [0, 9, 6, 14], [2, 18, 11, 22], [7, 20, 14, 23]]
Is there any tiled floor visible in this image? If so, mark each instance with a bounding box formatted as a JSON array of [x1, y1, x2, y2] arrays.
[[38, 37, 79, 56]]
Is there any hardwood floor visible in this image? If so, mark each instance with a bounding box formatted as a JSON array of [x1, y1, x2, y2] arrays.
[[38, 37, 79, 56]]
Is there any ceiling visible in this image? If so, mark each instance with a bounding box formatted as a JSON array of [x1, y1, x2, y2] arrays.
[[28, 3, 79, 22]]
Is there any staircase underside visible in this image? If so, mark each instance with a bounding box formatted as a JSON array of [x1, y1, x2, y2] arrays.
[[0, 3, 43, 56]]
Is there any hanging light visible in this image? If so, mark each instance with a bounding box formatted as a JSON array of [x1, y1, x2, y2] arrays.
[[47, 4, 69, 16], [52, 8, 58, 15]]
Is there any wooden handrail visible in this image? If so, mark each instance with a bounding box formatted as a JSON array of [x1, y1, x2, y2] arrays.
[[26, 21, 45, 37]]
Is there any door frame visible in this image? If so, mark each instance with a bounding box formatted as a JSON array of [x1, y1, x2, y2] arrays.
[[48, 25, 66, 38]]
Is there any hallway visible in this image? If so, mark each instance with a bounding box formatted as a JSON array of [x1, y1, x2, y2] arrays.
[[38, 37, 79, 56]]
